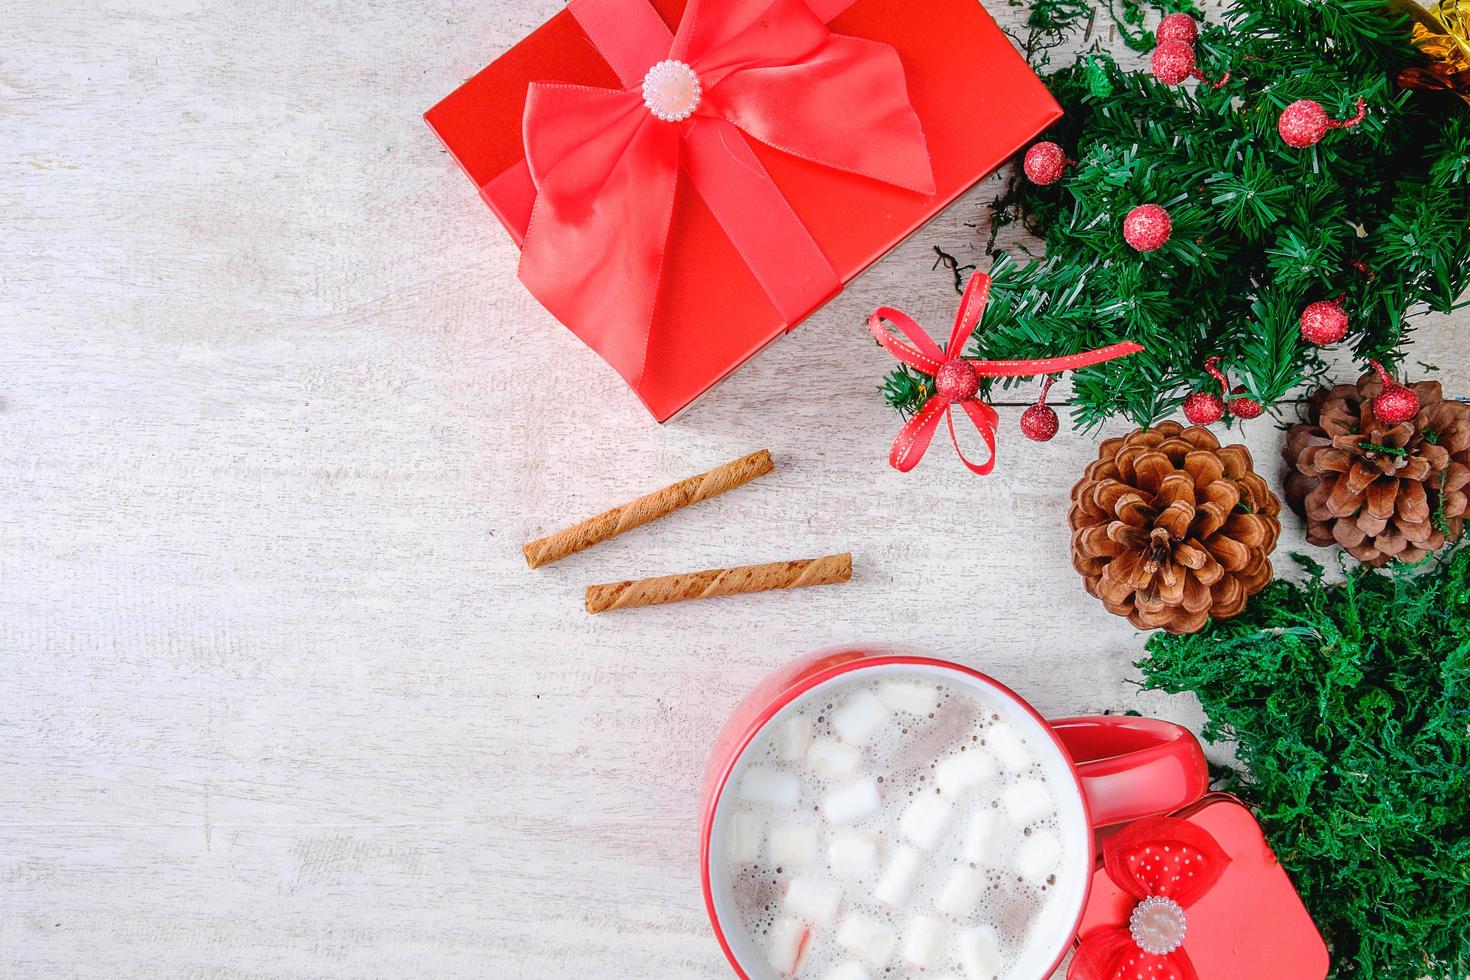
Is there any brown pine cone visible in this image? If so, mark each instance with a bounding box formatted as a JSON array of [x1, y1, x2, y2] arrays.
[[1069, 421, 1282, 634], [1283, 373, 1470, 566]]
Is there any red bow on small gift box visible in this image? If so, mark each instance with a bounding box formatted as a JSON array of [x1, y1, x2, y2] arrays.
[[1069, 817, 1231, 980], [868, 273, 1143, 474], [521, 0, 936, 391]]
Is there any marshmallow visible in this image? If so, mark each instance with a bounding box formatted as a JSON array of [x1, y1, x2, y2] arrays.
[[776, 715, 814, 762], [726, 810, 763, 864], [988, 721, 1033, 773], [936, 866, 986, 916], [899, 793, 953, 850], [807, 738, 862, 778], [827, 831, 878, 878], [962, 809, 1006, 865], [769, 824, 820, 869], [935, 750, 997, 800], [1002, 779, 1055, 825], [836, 913, 897, 969], [901, 914, 945, 968], [821, 965, 872, 980], [958, 924, 1003, 980], [786, 876, 843, 926], [876, 679, 940, 714], [821, 778, 880, 825], [831, 690, 890, 746], [873, 845, 922, 907], [739, 766, 799, 808], [1017, 828, 1063, 883], [768, 916, 811, 975]]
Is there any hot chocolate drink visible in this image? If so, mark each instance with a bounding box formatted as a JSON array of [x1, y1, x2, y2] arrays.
[[713, 669, 1073, 979]]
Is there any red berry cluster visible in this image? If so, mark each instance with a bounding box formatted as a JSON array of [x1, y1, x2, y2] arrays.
[[1184, 357, 1261, 425], [1150, 15, 1229, 89]]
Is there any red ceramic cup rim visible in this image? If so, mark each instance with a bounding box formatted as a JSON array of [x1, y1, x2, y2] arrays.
[[700, 655, 1097, 980]]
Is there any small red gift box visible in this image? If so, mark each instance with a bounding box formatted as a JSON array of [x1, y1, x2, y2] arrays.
[[1073, 793, 1329, 980], [425, 0, 1060, 421]]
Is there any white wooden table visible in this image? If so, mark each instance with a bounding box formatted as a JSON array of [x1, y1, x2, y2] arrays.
[[5, 1, 1465, 976]]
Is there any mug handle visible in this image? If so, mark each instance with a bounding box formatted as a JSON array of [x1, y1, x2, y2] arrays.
[[1047, 716, 1209, 828]]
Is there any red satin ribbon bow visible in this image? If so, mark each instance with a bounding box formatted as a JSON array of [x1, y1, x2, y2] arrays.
[[868, 273, 1143, 474], [521, 0, 936, 389], [1068, 817, 1232, 980]]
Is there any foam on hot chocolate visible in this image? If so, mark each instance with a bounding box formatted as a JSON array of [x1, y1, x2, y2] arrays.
[[719, 671, 1067, 979]]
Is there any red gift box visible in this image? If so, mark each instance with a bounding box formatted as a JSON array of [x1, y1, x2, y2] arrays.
[[425, 0, 1061, 421], [1074, 794, 1330, 980]]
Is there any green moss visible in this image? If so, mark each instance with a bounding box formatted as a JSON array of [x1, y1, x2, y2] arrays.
[[1138, 550, 1470, 979]]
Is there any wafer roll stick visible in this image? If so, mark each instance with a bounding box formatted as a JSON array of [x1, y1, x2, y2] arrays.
[[585, 552, 852, 613], [523, 450, 774, 569]]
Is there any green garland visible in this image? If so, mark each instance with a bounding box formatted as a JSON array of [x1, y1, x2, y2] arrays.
[[883, 0, 1470, 429], [1138, 549, 1470, 979]]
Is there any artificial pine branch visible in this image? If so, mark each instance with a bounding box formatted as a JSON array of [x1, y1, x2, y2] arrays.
[[884, 0, 1470, 429]]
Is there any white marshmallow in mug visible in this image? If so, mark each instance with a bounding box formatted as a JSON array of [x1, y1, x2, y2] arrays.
[[768, 824, 820, 868], [738, 766, 799, 808], [935, 750, 997, 799], [821, 777, 881, 825], [900, 914, 945, 968], [785, 876, 842, 926], [876, 679, 940, 714], [830, 690, 889, 745], [807, 738, 862, 777], [987, 721, 1033, 772], [827, 831, 878, 878], [835, 913, 896, 969]]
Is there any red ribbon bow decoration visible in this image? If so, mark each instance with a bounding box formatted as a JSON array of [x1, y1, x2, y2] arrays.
[[521, 0, 936, 390], [868, 273, 1144, 474], [1068, 817, 1232, 980]]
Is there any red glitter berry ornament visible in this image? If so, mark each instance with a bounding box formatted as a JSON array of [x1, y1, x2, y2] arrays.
[[1023, 141, 1068, 186], [1151, 40, 1230, 88], [1368, 360, 1421, 425], [1229, 385, 1264, 419], [934, 358, 980, 403], [1123, 204, 1172, 252], [1183, 391, 1225, 426], [1020, 377, 1060, 442], [1300, 297, 1348, 346], [1155, 12, 1198, 45], [1278, 97, 1367, 148], [1151, 40, 1197, 85]]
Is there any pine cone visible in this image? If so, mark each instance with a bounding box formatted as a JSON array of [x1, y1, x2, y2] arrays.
[[1283, 373, 1470, 566], [1069, 422, 1282, 634]]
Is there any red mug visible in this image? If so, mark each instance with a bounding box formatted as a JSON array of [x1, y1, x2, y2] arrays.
[[699, 648, 1209, 979]]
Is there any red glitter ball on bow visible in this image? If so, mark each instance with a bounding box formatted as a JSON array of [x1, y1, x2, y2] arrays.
[[867, 275, 1143, 474], [1124, 204, 1172, 253]]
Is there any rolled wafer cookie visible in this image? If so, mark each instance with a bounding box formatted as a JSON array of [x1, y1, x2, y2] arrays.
[[585, 553, 852, 613], [523, 449, 774, 569]]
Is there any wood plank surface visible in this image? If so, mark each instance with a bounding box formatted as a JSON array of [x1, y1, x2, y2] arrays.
[[3, 0, 1464, 976]]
